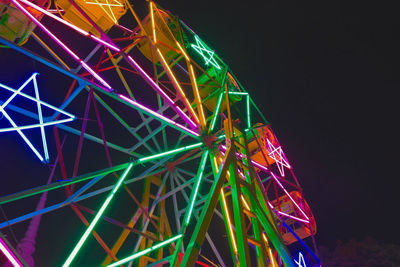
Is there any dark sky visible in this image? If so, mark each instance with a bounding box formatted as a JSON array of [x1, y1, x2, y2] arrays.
[[161, 0, 400, 248]]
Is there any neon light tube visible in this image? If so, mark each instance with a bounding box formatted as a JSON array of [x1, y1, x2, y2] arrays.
[[11, 0, 113, 91], [17, 0, 120, 51], [80, 61, 112, 89], [106, 234, 182, 267], [246, 94, 250, 129], [210, 91, 224, 131], [33, 75, 49, 162], [0, 81, 76, 120], [219, 144, 269, 172], [186, 150, 209, 224], [138, 142, 202, 163], [1, 103, 44, 162], [189, 64, 206, 127], [176, 41, 189, 61], [0, 236, 23, 267], [63, 163, 134, 267], [241, 195, 250, 210], [277, 211, 309, 224], [0, 118, 74, 132], [270, 172, 309, 220], [156, 48, 200, 125], [213, 157, 238, 253], [262, 234, 277, 267], [11, 0, 79, 60], [118, 94, 199, 137], [150, 2, 156, 43], [126, 56, 198, 129]]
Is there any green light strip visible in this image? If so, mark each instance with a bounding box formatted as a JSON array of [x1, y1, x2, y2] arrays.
[[63, 163, 134, 267], [106, 234, 183, 267], [185, 150, 209, 224], [138, 142, 203, 164], [210, 91, 224, 132], [228, 91, 248, 95]]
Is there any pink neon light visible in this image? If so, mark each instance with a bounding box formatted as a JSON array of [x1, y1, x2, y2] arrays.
[[266, 139, 291, 177], [12, 0, 113, 91], [18, 0, 89, 36], [118, 94, 199, 137], [270, 172, 309, 220], [126, 56, 198, 130], [0, 236, 23, 267], [18, 0, 120, 51], [90, 35, 120, 51], [220, 144, 269, 172], [80, 61, 112, 89], [11, 0, 79, 60], [267, 201, 309, 224]]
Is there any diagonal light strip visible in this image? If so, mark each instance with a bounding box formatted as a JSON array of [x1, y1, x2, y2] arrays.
[[63, 163, 134, 267]]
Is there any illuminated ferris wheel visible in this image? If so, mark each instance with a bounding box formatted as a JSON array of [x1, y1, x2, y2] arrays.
[[0, 0, 320, 266]]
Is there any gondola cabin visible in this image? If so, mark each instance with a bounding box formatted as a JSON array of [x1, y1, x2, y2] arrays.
[[55, 0, 127, 36], [271, 191, 316, 245], [0, 0, 48, 45]]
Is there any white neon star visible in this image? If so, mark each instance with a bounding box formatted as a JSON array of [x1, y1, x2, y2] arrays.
[[294, 252, 307, 267], [85, 0, 124, 24], [0, 73, 75, 163], [266, 138, 291, 177], [191, 35, 221, 70]]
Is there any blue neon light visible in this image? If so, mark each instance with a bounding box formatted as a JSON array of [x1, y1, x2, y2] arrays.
[[294, 252, 307, 267], [0, 73, 75, 163]]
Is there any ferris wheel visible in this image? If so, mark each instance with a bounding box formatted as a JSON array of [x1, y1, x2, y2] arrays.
[[0, 0, 320, 266]]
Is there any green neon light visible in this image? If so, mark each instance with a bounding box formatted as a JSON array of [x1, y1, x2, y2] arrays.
[[191, 35, 221, 70], [227, 91, 248, 95], [138, 142, 203, 164], [185, 150, 209, 224], [63, 163, 134, 267], [106, 234, 183, 267], [210, 91, 224, 132]]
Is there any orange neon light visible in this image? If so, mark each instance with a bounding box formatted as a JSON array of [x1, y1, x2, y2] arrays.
[[213, 157, 238, 253], [263, 234, 277, 267], [241, 195, 250, 210], [176, 41, 190, 61], [189, 64, 206, 126], [156, 48, 200, 124], [150, 2, 156, 43]]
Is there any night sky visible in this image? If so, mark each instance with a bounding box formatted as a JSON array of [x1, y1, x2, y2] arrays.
[[1, 0, 399, 263], [161, 0, 399, 248]]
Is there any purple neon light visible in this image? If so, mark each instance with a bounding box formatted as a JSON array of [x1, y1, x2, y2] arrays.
[[267, 202, 309, 224], [220, 144, 269, 172], [126, 56, 198, 130], [270, 172, 309, 220], [17, 0, 121, 51], [12, 0, 113, 91], [118, 94, 199, 137], [0, 236, 23, 267]]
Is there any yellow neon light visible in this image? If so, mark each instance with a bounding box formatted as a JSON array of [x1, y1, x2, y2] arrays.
[[213, 157, 238, 253], [176, 41, 190, 61], [150, 2, 156, 43], [156, 48, 200, 124], [241, 195, 250, 210], [189, 64, 206, 127], [85, 0, 123, 24], [263, 234, 277, 267]]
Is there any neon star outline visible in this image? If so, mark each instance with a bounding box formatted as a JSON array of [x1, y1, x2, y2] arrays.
[[191, 35, 221, 70], [266, 138, 291, 177], [85, 0, 124, 24], [0, 73, 75, 163], [294, 252, 307, 267]]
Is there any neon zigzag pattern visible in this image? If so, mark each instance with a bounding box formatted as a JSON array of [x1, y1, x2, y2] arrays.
[[0, 73, 75, 163]]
